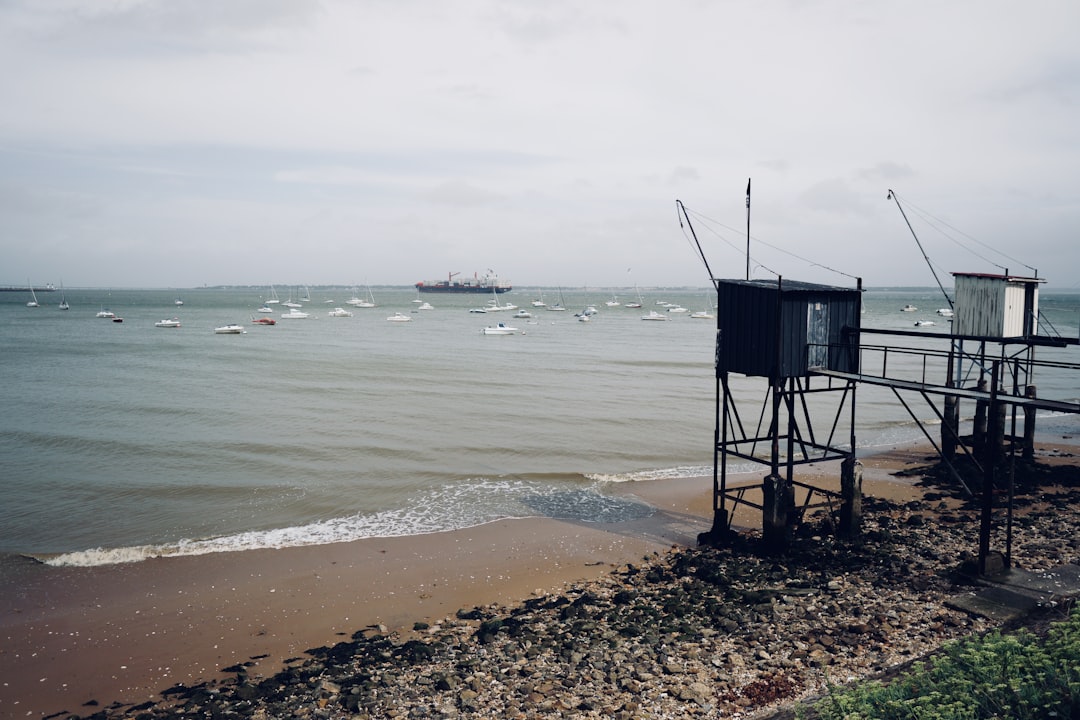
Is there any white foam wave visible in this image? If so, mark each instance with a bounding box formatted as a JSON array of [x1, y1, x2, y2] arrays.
[[42, 476, 656, 567], [44, 478, 537, 567]]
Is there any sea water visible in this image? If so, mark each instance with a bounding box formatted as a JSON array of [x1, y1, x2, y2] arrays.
[[1, 286, 1077, 565]]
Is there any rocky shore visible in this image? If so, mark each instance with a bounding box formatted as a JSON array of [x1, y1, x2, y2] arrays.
[[67, 453, 1080, 720]]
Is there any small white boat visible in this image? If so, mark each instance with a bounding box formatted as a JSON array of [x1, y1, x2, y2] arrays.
[[96, 308, 116, 318], [901, 304, 918, 312], [280, 308, 310, 319], [256, 304, 274, 313], [605, 295, 620, 307], [468, 307, 488, 314], [513, 309, 533, 318], [936, 308, 954, 317], [914, 320, 936, 327], [26, 281, 39, 307], [417, 302, 434, 310], [346, 286, 377, 308], [174, 297, 184, 306], [386, 312, 412, 322], [327, 307, 353, 317], [577, 313, 591, 322], [481, 322, 519, 335], [215, 324, 245, 334], [155, 317, 181, 328], [666, 305, 688, 314], [641, 310, 669, 321], [690, 310, 715, 319], [58, 282, 69, 310]]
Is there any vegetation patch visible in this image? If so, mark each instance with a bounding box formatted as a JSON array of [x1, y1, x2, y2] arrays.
[[814, 604, 1080, 719]]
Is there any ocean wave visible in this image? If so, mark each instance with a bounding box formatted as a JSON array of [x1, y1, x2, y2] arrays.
[[40, 477, 657, 567]]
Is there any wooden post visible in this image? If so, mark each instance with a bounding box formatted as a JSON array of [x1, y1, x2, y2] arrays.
[[839, 455, 863, 539], [942, 388, 958, 460], [973, 377, 988, 461], [762, 473, 792, 552], [943, 347, 958, 460], [1023, 384, 1037, 460]]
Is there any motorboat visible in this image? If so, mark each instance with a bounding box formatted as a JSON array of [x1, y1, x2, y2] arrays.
[[577, 313, 591, 322], [901, 304, 918, 312], [327, 307, 354, 317], [251, 316, 277, 325], [484, 298, 518, 312], [513, 309, 533, 318], [641, 311, 669, 321], [666, 305, 688, 314], [416, 302, 434, 310], [690, 310, 715, 319], [96, 308, 116, 318], [468, 307, 488, 313], [386, 312, 412, 322], [256, 304, 274, 313], [914, 320, 936, 327], [155, 317, 181, 328], [280, 308, 310, 319], [215, 324, 245, 334], [936, 308, 954, 317], [481, 322, 518, 335]]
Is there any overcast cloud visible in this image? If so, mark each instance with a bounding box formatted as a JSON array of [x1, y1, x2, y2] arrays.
[[2, 0, 1078, 289]]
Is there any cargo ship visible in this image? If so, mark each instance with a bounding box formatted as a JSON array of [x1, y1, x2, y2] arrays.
[[415, 270, 512, 294]]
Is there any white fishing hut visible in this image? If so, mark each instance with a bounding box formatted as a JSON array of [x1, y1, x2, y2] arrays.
[[952, 272, 1043, 339]]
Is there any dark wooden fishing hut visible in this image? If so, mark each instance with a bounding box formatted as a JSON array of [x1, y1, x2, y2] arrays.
[[707, 277, 863, 549]]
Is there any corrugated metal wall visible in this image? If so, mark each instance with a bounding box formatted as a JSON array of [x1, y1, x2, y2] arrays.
[[716, 280, 860, 379], [954, 275, 1039, 338]]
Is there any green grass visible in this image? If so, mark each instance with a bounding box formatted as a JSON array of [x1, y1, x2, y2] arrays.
[[813, 605, 1080, 720]]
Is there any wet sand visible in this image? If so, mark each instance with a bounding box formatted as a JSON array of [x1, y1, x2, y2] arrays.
[[2, 437, 1073, 718]]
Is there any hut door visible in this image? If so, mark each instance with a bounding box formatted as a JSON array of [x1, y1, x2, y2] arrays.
[[806, 301, 829, 369]]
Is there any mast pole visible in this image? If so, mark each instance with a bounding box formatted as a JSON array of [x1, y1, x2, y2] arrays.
[[887, 189, 953, 309], [745, 178, 751, 281]]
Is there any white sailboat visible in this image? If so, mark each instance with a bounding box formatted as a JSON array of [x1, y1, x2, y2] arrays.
[[546, 287, 568, 311], [347, 286, 377, 308], [26, 280, 39, 307], [624, 285, 644, 309], [265, 285, 280, 305], [484, 286, 517, 312], [283, 287, 303, 308], [58, 281, 69, 310], [531, 289, 547, 308]]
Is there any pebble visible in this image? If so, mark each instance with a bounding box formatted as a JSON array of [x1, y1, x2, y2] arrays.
[[73, 482, 1080, 720]]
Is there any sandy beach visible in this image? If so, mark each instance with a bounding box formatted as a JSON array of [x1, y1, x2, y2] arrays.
[[2, 436, 1076, 718]]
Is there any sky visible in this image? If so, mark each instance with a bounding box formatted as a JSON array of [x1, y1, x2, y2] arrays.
[[2, 0, 1078, 290]]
